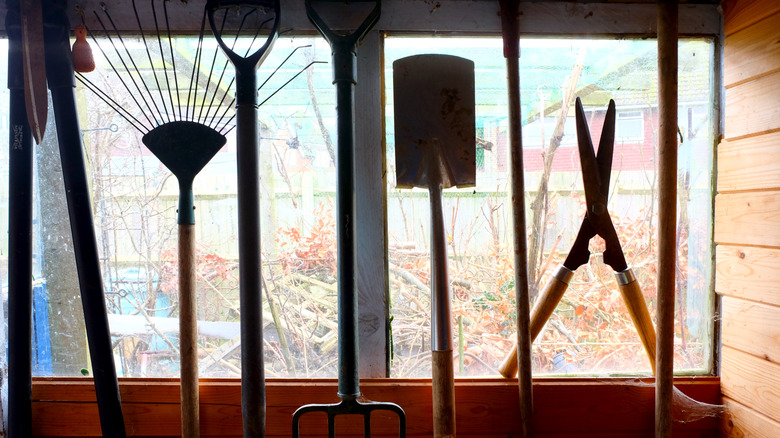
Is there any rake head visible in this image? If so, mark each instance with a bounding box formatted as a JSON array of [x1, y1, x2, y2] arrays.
[[141, 120, 226, 184], [292, 398, 406, 438]]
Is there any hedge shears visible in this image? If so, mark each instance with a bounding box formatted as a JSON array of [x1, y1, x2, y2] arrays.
[[500, 97, 657, 378]]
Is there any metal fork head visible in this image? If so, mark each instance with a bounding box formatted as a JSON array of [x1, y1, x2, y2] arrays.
[[292, 398, 406, 438]]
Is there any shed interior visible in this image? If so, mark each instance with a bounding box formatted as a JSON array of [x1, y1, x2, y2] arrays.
[[1, 0, 778, 436]]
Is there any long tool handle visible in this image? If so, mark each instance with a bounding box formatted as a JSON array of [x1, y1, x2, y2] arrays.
[[43, 0, 126, 438], [432, 350, 456, 438], [499, 0, 533, 433], [43, 1, 126, 435], [334, 65, 360, 400], [616, 269, 657, 374], [7, 2, 34, 434], [179, 223, 200, 437], [235, 63, 266, 437], [429, 182, 455, 437], [305, 0, 380, 400], [206, 4, 279, 436], [498, 266, 571, 378], [656, 1, 679, 435]]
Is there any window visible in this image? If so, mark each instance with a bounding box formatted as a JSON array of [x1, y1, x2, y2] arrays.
[[0, 5, 719, 382], [385, 36, 716, 376], [616, 110, 644, 142]]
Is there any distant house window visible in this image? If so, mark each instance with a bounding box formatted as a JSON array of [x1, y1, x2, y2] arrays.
[[616, 110, 644, 142]]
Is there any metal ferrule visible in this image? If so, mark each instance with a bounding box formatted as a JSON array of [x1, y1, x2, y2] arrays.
[[615, 268, 636, 285], [553, 265, 575, 284]]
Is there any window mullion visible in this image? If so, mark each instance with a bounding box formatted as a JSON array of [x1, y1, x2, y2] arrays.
[[355, 30, 390, 378]]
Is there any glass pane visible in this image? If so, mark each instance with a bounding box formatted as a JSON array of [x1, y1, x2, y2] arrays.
[[6, 34, 340, 378], [385, 37, 715, 376]]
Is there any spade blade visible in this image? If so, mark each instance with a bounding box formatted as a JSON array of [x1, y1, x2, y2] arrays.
[[393, 54, 476, 190]]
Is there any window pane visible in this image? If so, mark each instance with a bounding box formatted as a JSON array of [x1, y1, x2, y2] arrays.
[[6, 35, 340, 378], [385, 37, 715, 376]]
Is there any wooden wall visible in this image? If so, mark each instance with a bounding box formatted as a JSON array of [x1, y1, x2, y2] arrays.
[[718, 0, 780, 436], [31, 377, 720, 437]]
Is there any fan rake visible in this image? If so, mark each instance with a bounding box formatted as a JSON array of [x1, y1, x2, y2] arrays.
[[76, 1, 317, 435]]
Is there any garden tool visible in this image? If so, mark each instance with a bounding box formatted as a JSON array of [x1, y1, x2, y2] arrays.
[[206, 1, 279, 436], [142, 123, 226, 437], [498, 0, 534, 434], [394, 53, 476, 438], [293, 1, 406, 436], [41, 0, 126, 435], [499, 97, 657, 378], [80, 1, 238, 433], [7, 1, 36, 435]]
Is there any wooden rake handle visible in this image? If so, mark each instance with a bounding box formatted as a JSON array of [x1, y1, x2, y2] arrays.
[[498, 267, 657, 378], [179, 224, 200, 437]]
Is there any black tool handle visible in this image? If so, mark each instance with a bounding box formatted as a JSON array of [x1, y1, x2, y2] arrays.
[[43, 1, 127, 436], [6, 1, 34, 435], [205, 2, 280, 436], [305, 0, 380, 401]]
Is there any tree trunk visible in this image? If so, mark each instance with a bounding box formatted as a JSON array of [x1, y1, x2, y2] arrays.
[[38, 93, 90, 376]]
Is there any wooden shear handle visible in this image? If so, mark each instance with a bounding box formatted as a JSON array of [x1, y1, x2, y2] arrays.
[[499, 266, 658, 377], [616, 268, 657, 374], [498, 266, 573, 378]]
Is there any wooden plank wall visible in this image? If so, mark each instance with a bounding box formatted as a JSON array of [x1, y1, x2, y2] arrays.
[[718, 0, 780, 436], [31, 378, 720, 437]]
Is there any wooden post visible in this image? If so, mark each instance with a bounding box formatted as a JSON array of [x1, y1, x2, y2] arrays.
[[656, 1, 678, 436]]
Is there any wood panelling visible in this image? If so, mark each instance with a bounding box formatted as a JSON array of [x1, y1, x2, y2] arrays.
[[716, 245, 780, 306], [722, 397, 780, 438], [30, 377, 720, 437], [715, 191, 780, 247], [724, 10, 780, 87], [725, 71, 780, 140], [722, 0, 780, 36], [721, 346, 780, 424], [721, 296, 780, 363], [717, 132, 780, 193], [719, 1, 780, 435]]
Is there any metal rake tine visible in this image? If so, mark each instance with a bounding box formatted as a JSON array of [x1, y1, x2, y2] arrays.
[[130, 0, 170, 123], [89, 10, 160, 129], [257, 60, 326, 108], [257, 44, 313, 92]]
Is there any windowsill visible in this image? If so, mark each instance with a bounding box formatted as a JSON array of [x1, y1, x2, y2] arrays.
[[32, 376, 720, 437]]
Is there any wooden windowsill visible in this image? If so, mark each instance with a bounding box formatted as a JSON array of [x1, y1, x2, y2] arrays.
[[32, 376, 720, 437]]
